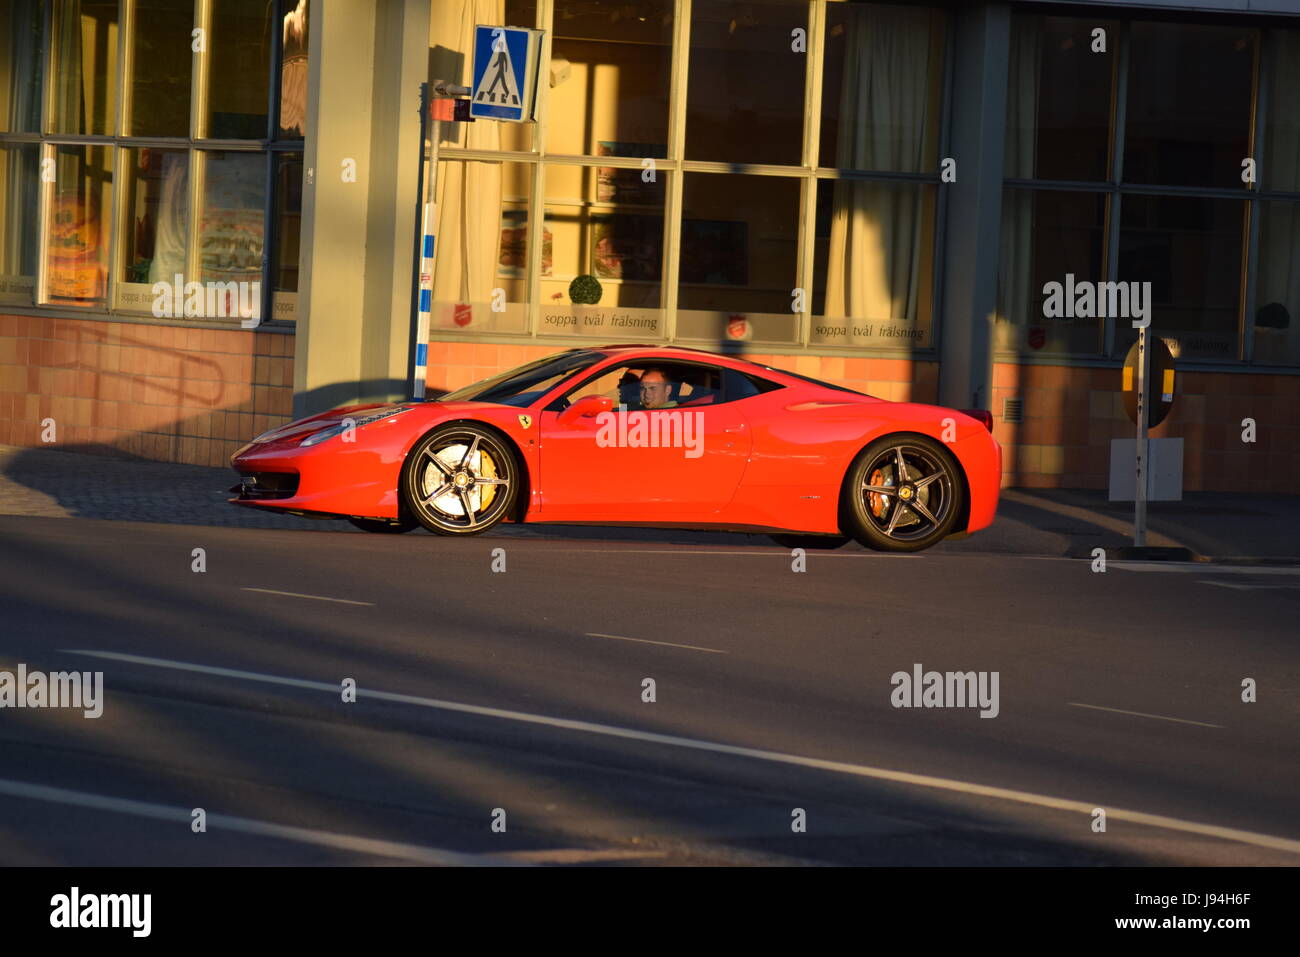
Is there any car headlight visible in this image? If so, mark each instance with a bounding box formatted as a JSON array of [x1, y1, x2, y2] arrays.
[[299, 407, 412, 447]]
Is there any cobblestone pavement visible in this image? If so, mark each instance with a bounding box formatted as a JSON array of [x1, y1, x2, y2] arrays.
[[0, 444, 331, 529]]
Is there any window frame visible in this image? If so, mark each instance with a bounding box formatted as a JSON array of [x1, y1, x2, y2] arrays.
[[435, 0, 952, 357], [0, 0, 305, 326], [999, 12, 1300, 368]]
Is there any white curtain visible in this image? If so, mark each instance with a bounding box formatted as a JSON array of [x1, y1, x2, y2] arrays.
[[431, 0, 505, 312], [1257, 30, 1300, 365], [824, 5, 936, 323], [996, 17, 1041, 342]]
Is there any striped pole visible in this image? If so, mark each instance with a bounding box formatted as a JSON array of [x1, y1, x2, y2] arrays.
[[413, 201, 435, 399]]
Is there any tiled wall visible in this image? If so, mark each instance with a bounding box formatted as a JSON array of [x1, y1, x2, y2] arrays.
[[0, 313, 293, 468], [993, 363, 1300, 490]]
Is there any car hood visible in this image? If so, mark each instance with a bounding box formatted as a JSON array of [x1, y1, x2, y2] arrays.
[[246, 403, 406, 446]]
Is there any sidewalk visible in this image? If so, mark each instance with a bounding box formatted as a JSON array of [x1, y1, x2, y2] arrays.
[[2, 443, 1297, 562]]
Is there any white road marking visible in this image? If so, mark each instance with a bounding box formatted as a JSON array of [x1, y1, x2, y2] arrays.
[[584, 633, 728, 655], [1068, 702, 1225, 729], [64, 649, 1300, 857], [498, 848, 667, 863], [241, 587, 374, 606], [0, 777, 518, 866], [1110, 562, 1300, 576], [1203, 581, 1300, 591]]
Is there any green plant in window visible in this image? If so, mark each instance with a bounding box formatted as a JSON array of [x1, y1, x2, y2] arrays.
[[569, 273, 603, 305]]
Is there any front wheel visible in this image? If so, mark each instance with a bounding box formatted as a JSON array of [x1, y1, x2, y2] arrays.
[[842, 434, 964, 553], [401, 424, 518, 536]]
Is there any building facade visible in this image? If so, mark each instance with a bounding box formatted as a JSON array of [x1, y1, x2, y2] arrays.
[[1, 0, 1298, 490]]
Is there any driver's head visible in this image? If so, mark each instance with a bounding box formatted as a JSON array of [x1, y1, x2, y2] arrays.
[[638, 368, 673, 409]]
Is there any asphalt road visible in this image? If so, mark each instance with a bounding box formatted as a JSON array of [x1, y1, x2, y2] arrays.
[[1, 513, 1297, 866]]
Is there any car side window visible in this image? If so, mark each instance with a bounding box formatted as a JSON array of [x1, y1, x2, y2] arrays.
[[723, 368, 783, 402], [547, 360, 779, 411]]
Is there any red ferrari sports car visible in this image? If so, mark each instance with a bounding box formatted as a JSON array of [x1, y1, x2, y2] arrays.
[[229, 345, 1001, 551]]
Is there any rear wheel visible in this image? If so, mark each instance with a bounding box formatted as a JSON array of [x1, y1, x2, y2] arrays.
[[769, 534, 850, 550], [842, 434, 963, 552], [401, 424, 518, 536], [347, 516, 419, 534]]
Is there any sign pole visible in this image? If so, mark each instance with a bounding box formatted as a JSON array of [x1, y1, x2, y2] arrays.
[[1133, 324, 1149, 547], [408, 82, 430, 400]]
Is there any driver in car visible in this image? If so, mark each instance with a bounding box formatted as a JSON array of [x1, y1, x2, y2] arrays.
[[636, 367, 678, 410]]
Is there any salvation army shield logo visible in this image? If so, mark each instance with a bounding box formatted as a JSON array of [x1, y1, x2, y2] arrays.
[[453, 303, 473, 327], [726, 315, 751, 340]]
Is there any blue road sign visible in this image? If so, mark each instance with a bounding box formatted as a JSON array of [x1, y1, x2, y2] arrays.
[[470, 25, 541, 123]]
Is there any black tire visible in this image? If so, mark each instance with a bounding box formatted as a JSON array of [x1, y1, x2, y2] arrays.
[[347, 516, 420, 534], [841, 433, 964, 553], [769, 534, 850, 550], [401, 424, 518, 536]]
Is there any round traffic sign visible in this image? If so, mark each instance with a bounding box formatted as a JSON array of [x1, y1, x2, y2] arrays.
[[1121, 336, 1176, 428]]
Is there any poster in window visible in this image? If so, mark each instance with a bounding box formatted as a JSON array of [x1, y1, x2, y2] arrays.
[[498, 209, 552, 278]]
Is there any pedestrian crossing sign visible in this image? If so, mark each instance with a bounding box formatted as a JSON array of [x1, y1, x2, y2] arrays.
[[470, 25, 543, 123]]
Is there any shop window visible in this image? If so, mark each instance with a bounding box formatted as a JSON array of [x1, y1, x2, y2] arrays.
[[128, 0, 194, 137], [1117, 195, 1245, 362], [676, 172, 799, 345], [811, 180, 936, 350], [209, 0, 274, 139], [686, 0, 807, 167], [1124, 22, 1255, 189], [279, 0, 308, 139], [431, 159, 532, 335], [542, 161, 667, 338], [116, 147, 189, 313], [430, 0, 534, 153], [50, 0, 120, 136], [0, 144, 38, 303], [548, 0, 672, 157], [1004, 16, 1116, 183], [820, 3, 945, 174], [45, 144, 113, 307], [0, 0, 308, 322], [996, 188, 1106, 356], [1254, 201, 1300, 366], [1264, 30, 1300, 194], [0, 0, 46, 133], [270, 151, 303, 321]]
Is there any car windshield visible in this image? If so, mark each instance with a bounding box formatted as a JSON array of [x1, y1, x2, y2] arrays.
[[436, 350, 606, 407]]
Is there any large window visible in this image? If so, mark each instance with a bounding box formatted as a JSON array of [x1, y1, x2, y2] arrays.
[[0, 0, 308, 322], [1001, 14, 1300, 367], [431, 0, 947, 353]]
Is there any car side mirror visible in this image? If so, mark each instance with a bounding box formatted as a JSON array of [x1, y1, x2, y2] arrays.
[[558, 394, 612, 426]]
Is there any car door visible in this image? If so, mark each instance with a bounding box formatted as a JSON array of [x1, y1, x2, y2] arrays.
[[536, 360, 753, 522]]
